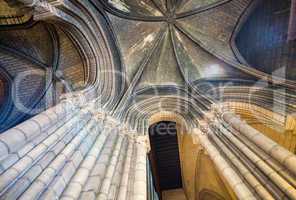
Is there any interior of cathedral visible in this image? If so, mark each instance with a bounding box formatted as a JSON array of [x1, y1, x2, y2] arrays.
[[0, 0, 296, 199]]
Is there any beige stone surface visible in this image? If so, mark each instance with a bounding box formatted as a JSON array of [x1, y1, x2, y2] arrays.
[[162, 189, 187, 200]]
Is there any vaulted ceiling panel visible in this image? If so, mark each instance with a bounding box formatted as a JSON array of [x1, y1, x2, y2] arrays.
[[177, 0, 252, 62], [137, 29, 185, 89], [172, 28, 251, 82], [106, 0, 163, 16], [56, 26, 86, 90], [152, 0, 167, 13], [108, 14, 165, 83], [176, 0, 225, 14], [0, 22, 53, 66], [0, 50, 48, 132], [235, 0, 296, 80]]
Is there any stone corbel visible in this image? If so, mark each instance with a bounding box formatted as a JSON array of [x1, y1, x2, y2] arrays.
[[211, 103, 225, 116], [33, 1, 60, 21], [204, 111, 216, 124], [197, 119, 210, 133]]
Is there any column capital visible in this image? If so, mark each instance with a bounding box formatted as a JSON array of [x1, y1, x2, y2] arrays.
[[211, 103, 226, 114], [197, 119, 210, 132]]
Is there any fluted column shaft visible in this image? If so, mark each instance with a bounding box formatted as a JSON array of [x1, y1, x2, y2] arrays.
[[117, 141, 134, 200], [210, 133, 275, 200], [222, 112, 296, 177], [0, 100, 79, 162], [214, 121, 296, 199], [132, 136, 148, 200], [193, 128, 256, 200], [205, 105, 296, 199], [0, 95, 149, 200]]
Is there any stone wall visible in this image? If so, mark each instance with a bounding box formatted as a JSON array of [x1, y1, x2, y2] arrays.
[[0, 50, 48, 132], [0, 21, 88, 132], [236, 0, 296, 80], [57, 26, 86, 90], [0, 77, 4, 106]]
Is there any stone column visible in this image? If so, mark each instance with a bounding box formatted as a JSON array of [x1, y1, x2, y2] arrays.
[[0, 99, 79, 162], [214, 122, 296, 199], [210, 133, 274, 200], [132, 135, 149, 200], [193, 127, 256, 200], [221, 111, 296, 177], [285, 114, 296, 153], [117, 140, 134, 200], [208, 105, 296, 199]]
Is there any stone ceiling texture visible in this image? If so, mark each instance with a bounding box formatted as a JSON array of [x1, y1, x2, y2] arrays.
[[1, 0, 296, 132], [1, 2, 296, 200], [103, 0, 296, 93], [0, 1, 32, 25], [95, 0, 296, 129]]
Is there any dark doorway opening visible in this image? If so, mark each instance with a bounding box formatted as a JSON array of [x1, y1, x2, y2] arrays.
[[148, 121, 183, 197]]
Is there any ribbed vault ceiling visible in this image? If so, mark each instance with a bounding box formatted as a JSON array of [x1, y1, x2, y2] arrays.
[[97, 0, 296, 127], [103, 0, 260, 92]]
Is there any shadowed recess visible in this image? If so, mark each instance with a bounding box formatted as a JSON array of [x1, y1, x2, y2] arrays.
[[236, 0, 296, 80], [149, 121, 183, 191]]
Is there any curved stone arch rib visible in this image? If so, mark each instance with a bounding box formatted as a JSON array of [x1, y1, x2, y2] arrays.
[[229, 0, 261, 65], [217, 87, 295, 115], [111, 28, 168, 116], [30, 0, 125, 107], [176, 0, 231, 19], [173, 5, 296, 89], [0, 43, 49, 69], [0, 67, 13, 125], [123, 93, 202, 134], [4, 69, 52, 132], [57, 26, 88, 87], [95, 0, 166, 22], [148, 111, 189, 133]]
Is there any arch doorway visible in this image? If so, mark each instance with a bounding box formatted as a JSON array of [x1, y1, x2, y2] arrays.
[[148, 121, 184, 199]]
